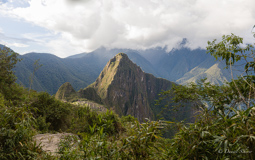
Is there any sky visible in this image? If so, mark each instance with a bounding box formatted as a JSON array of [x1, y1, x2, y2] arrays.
[[0, 0, 254, 58]]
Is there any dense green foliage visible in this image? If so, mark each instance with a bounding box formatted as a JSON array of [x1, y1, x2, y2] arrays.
[[165, 79, 255, 159], [57, 118, 171, 160], [30, 92, 73, 132], [0, 47, 23, 103], [160, 33, 255, 159], [0, 47, 43, 159]]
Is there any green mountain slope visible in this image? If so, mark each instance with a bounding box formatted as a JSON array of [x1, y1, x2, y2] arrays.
[[14, 53, 99, 94]]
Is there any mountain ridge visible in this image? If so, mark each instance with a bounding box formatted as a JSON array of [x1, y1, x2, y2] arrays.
[[13, 46, 241, 95]]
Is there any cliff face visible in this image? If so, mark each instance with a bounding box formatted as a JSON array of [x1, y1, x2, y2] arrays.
[[80, 53, 173, 122]]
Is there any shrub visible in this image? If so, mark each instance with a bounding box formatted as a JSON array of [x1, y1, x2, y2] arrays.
[[70, 106, 124, 136], [0, 103, 42, 159], [30, 92, 73, 132]]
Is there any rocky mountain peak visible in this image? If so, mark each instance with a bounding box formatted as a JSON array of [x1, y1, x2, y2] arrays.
[[55, 82, 76, 101], [56, 53, 195, 123], [80, 53, 173, 121]]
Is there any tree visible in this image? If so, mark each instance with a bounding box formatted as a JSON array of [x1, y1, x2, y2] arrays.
[[0, 46, 21, 101], [0, 46, 45, 159], [207, 33, 255, 108], [160, 32, 255, 159]]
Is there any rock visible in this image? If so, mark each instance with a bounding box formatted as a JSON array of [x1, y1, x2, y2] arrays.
[[33, 133, 78, 154]]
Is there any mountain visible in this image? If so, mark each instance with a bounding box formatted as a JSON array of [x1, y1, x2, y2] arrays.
[[175, 55, 243, 85], [177, 62, 234, 85], [153, 48, 217, 82], [14, 52, 100, 94], [136, 47, 168, 66], [67, 47, 160, 77], [14, 48, 159, 95], [56, 53, 195, 122], [79, 53, 172, 121], [140, 47, 243, 85], [55, 82, 77, 101], [13, 46, 241, 95]]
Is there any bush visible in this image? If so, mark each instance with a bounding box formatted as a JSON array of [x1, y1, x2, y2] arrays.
[[0, 102, 42, 159], [30, 92, 73, 132], [58, 119, 169, 159], [70, 106, 124, 136]]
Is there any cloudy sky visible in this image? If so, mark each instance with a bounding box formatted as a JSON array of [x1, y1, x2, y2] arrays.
[[0, 0, 254, 58]]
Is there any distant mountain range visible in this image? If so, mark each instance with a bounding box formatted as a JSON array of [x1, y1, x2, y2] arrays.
[[12, 46, 242, 95]]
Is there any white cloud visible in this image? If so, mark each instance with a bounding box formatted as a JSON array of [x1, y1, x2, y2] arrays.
[[46, 33, 91, 58], [2, 0, 255, 57], [0, 40, 28, 48], [0, 32, 32, 48], [9, 42, 29, 47]]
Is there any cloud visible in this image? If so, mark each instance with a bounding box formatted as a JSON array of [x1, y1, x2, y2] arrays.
[[0, 32, 34, 48], [0, 28, 52, 54], [3, 0, 255, 56], [0, 32, 34, 42], [0, 0, 8, 4], [6, 42, 29, 48]]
